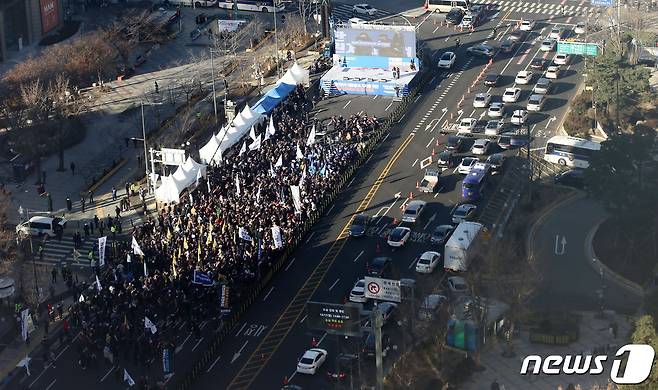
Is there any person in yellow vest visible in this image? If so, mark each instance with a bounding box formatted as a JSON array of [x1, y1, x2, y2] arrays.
[[88, 250, 94, 266]]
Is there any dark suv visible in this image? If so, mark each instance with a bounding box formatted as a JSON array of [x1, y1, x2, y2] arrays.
[[446, 135, 466, 152], [445, 8, 464, 25], [366, 257, 394, 278]]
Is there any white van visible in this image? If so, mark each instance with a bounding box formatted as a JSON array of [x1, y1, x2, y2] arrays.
[[16, 216, 67, 238]]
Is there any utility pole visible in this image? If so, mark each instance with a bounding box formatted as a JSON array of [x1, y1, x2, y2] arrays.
[[210, 49, 218, 123], [274, 3, 281, 78], [141, 102, 151, 193], [373, 305, 384, 390]]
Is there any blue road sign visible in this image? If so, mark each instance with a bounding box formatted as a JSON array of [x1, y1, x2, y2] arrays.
[[591, 0, 615, 6]]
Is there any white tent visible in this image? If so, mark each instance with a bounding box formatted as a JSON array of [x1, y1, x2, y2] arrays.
[[155, 175, 186, 203], [279, 70, 298, 87], [289, 62, 310, 87], [240, 104, 259, 123], [155, 157, 207, 203], [198, 131, 222, 165]]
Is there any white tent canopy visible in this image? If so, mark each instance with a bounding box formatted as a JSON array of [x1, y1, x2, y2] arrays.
[[289, 62, 310, 86], [155, 157, 207, 203]]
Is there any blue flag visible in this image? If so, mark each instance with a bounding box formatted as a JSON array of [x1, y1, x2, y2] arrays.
[[193, 270, 214, 286]]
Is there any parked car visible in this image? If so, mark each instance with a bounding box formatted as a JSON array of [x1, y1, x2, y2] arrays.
[[349, 279, 368, 303], [447, 276, 470, 296], [554, 169, 586, 189]]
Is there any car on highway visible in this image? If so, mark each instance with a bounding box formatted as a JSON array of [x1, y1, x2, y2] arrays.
[[437, 150, 455, 169], [473, 92, 492, 108], [527, 94, 545, 112], [349, 214, 371, 237], [511, 109, 528, 125], [438, 51, 457, 69], [549, 27, 562, 40], [515, 70, 533, 85], [502, 87, 521, 103], [530, 57, 547, 70], [459, 13, 476, 29], [554, 169, 586, 189], [520, 19, 535, 31], [500, 38, 517, 53], [486, 153, 507, 174], [457, 157, 479, 174], [431, 224, 455, 245], [446, 135, 467, 152], [366, 257, 394, 276], [487, 102, 505, 118], [458, 117, 478, 133], [471, 138, 493, 155], [574, 22, 586, 35], [533, 78, 552, 95], [447, 276, 470, 296], [484, 119, 504, 135], [445, 8, 465, 25], [349, 279, 368, 303], [483, 73, 500, 87], [416, 251, 442, 274], [451, 204, 477, 224], [348, 17, 366, 24], [466, 43, 496, 57], [505, 135, 529, 148], [498, 135, 512, 149], [553, 53, 570, 65], [468, 4, 485, 17], [352, 3, 377, 15], [297, 348, 328, 375], [387, 227, 411, 248], [540, 39, 557, 52], [509, 28, 525, 42], [545, 65, 561, 79], [402, 200, 426, 223]]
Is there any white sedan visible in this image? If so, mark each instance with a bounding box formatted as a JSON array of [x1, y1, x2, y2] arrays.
[[574, 23, 586, 35], [349, 279, 368, 303], [457, 157, 479, 174], [352, 3, 377, 15], [545, 65, 561, 79], [387, 226, 411, 247], [515, 70, 533, 85], [297, 348, 328, 375], [540, 39, 557, 52], [502, 87, 521, 103], [553, 53, 570, 65], [487, 102, 505, 118], [511, 109, 528, 125], [438, 51, 456, 69], [416, 251, 441, 274], [549, 27, 562, 40], [458, 117, 478, 133], [520, 19, 535, 31], [473, 93, 492, 108]]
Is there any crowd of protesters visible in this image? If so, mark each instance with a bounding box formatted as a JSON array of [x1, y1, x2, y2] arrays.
[[48, 84, 379, 388]]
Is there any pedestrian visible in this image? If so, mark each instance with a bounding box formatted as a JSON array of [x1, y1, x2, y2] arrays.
[[455, 38, 460, 48], [66, 197, 72, 212], [94, 215, 99, 229], [491, 380, 500, 390], [125, 182, 131, 197], [80, 197, 86, 213], [88, 250, 94, 266], [70, 162, 76, 176], [88, 190, 94, 204], [112, 186, 117, 201], [154, 81, 159, 94], [111, 224, 117, 240], [51, 267, 57, 284], [47, 193, 53, 212], [115, 205, 121, 218], [83, 223, 90, 238], [90, 220, 95, 235]]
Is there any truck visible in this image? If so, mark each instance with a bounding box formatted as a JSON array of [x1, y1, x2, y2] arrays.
[[418, 168, 440, 193], [443, 221, 483, 272]]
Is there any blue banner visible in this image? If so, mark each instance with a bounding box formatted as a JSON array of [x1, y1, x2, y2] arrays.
[[590, 0, 614, 6], [162, 348, 172, 374], [193, 271, 213, 286]]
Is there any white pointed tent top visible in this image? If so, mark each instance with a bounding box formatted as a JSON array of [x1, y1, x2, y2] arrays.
[[279, 70, 297, 86], [241, 105, 258, 122]]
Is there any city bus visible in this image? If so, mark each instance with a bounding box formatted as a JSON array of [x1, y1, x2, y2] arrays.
[[217, 0, 285, 12], [461, 162, 490, 201], [543, 136, 601, 168], [427, 0, 470, 12]]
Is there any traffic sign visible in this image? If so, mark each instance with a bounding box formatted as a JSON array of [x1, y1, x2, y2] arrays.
[[364, 277, 401, 302], [306, 302, 362, 337], [557, 41, 600, 56], [590, 0, 614, 6]]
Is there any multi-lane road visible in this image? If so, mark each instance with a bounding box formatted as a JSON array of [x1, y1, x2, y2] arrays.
[[14, 1, 612, 389]]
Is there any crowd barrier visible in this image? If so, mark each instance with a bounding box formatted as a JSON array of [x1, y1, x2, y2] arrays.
[[175, 68, 432, 390]]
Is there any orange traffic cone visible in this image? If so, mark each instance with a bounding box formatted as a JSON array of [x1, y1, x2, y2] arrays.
[[432, 148, 436, 156], [283, 376, 289, 386], [436, 139, 440, 146], [416, 181, 420, 188], [311, 337, 318, 347], [409, 192, 414, 200]]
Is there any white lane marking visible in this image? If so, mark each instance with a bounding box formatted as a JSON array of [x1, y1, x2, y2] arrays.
[[328, 278, 340, 291], [408, 257, 418, 269], [284, 257, 296, 271], [45, 379, 56, 390], [192, 337, 204, 352], [300, 314, 308, 323], [100, 367, 116, 382], [343, 100, 352, 109], [326, 204, 335, 214], [207, 355, 222, 373], [354, 250, 364, 262], [426, 138, 435, 148], [231, 341, 249, 364], [54, 344, 69, 360], [347, 177, 356, 187], [385, 101, 394, 111], [317, 333, 328, 346], [262, 286, 274, 301], [412, 158, 419, 167], [176, 333, 192, 354], [372, 95, 378, 100], [305, 231, 316, 244]]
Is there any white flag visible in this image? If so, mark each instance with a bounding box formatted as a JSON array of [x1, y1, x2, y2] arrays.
[[269, 163, 276, 177], [239, 141, 247, 156], [17, 357, 31, 377], [299, 166, 307, 187], [144, 261, 148, 277], [132, 236, 144, 256], [271, 225, 284, 249], [235, 175, 241, 195], [248, 134, 262, 151], [239, 227, 253, 242], [249, 125, 257, 141], [267, 116, 276, 137], [256, 185, 261, 203], [290, 185, 302, 212], [95, 275, 102, 292], [296, 145, 304, 160], [124, 369, 136, 387], [274, 155, 283, 167], [306, 124, 316, 146], [78, 294, 85, 303], [195, 167, 202, 187], [126, 253, 131, 263], [144, 316, 157, 334], [98, 236, 107, 268]]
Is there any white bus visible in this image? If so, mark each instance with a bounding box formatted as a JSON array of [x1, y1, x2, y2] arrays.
[[543, 136, 601, 168], [217, 0, 284, 13], [427, 0, 470, 12]]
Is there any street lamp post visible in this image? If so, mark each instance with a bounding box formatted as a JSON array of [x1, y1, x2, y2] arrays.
[[210, 49, 219, 124]]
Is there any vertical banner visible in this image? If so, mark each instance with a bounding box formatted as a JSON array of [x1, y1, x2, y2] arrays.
[[20, 309, 29, 341], [220, 284, 231, 313], [271, 225, 284, 249], [290, 185, 302, 212], [98, 236, 107, 267], [162, 347, 172, 374], [39, 0, 60, 33]]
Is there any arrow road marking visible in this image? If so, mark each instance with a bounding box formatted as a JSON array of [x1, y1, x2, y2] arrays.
[[545, 116, 557, 130], [554, 235, 567, 255], [425, 118, 439, 131], [231, 341, 249, 364]]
